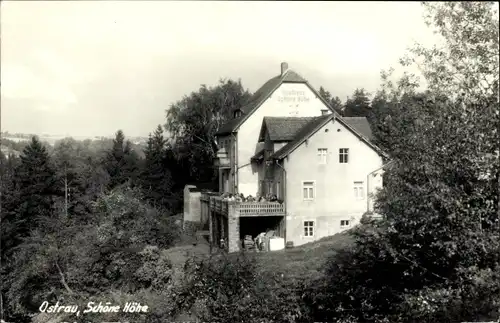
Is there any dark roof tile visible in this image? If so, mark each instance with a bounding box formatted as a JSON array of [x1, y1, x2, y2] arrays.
[[343, 117, 373, 140], [261, 117, 316, 142], [271, 115, 333, 159]]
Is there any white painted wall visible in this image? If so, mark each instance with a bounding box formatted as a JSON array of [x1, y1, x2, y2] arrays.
[[236, 82, 328, 196], [283, 119, 384, 246]]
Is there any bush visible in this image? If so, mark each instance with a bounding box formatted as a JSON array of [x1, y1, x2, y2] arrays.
[[171, 252, 308, 323], [308, 221, 500, 323]]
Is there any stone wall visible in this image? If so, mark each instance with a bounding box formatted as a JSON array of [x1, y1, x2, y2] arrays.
[[228, 205, 240, 253]]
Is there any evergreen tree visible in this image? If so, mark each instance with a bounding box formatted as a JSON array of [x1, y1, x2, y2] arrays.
[[8, 137, 59, 251], [318, 86, 344, 116], [105, 130, 139, 188], [318, 86, 332, 103], [141, 125, 173, 208], [344, 88, 371, 117], [330, 96, 344, 116]]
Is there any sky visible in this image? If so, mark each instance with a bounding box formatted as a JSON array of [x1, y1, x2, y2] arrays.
[[1, 1, 438, 138]]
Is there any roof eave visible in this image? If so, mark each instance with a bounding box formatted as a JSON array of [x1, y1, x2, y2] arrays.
[[230, 80, 284, 132]]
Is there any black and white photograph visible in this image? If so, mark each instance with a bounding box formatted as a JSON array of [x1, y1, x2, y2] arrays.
[[1, 1, 499, 322]]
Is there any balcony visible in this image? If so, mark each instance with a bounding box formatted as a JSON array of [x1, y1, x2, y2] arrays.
[[208, 196, 285, 216], [214, 147, 230, 168]]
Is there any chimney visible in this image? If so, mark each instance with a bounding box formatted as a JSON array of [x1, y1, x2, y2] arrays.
[[280, 62, 288, 76]]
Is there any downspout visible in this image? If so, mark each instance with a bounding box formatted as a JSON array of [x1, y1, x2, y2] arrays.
[[275, 159, 286, 212], [275, 158, 287, 240], [231, 133, 238, 194]]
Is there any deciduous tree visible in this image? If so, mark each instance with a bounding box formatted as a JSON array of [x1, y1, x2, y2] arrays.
[[165, 79, 251, 183]]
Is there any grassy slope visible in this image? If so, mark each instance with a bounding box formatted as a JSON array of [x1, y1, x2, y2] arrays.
[[254, 232, 354, 280]]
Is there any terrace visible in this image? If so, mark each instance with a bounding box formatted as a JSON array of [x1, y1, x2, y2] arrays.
[[202, 194, 286, 217]]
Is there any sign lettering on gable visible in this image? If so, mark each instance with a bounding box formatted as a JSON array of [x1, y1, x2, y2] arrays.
[[277, 89, 311, 103]]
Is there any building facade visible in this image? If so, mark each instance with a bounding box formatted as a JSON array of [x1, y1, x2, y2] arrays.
[[208, 62, 388, 251]]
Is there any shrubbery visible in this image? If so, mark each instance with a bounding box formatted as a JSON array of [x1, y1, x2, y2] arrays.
[[171, 252, 308, 323], [3, 187, 179, 322]]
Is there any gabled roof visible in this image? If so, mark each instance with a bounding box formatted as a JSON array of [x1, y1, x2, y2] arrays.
[[216, 66, 332, 136], [271, 115, 333, 159], [258, 117, 316, 142], [270, 115, 388, 160], [343, 117, 373, 140]]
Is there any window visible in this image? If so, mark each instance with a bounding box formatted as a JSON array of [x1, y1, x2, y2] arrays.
[[276, 181, 280, 198], [317, 148, 328, 164], [302, 181, 315, 200], [304, 221, 314, 237], [354, 181, 364, 200], [339, 148, 349, 163], [340, 220, 351, 228]]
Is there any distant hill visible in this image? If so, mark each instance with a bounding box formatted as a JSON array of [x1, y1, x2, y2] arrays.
[[1, 133, 148, 159]]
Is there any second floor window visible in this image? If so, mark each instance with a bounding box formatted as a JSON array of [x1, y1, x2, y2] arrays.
[[354, 181, 364, 199], [318, 148, 328, 164], [339, 148, 349, 163]]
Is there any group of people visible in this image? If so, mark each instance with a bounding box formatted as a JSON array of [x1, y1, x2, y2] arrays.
[[220, 192, 281, 203], [219, 229, 276, 252]]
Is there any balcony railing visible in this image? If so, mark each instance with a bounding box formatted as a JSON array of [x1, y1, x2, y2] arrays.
[[208, 196, 285, 216]]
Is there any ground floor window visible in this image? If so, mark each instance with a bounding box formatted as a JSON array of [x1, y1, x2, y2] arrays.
[[304, 220, 315, 237], [340, 219, 351, 228]]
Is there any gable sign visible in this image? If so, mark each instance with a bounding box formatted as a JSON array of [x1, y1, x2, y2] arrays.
[[277, 89, 312, 104]]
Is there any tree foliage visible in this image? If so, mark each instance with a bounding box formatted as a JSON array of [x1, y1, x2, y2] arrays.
[[403, 2, 499, 101], [140, 125, 174, 209], [172, 253, 306, 323], [105, 130, 140, 189], [344, 88, 372, 117], [313, 2, 500, 322], [319, 86, 344, 115], [165, 79, 251, 183], [4, 187, 179, 321]]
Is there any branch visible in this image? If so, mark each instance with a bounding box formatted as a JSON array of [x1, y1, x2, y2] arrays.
[[55, 261, 74, 295]]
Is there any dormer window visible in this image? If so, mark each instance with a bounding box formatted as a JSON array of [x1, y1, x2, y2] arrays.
[[234, 110, 242, 118]]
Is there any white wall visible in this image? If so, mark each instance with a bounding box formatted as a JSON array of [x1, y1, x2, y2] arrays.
[[236, 82, 328, 196], [283, 119, 384, 246]]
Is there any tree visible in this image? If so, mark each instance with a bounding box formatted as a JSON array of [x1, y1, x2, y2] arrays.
[[319, 86, 344, 116], [330, 96, 344, 116], [314, 95, 500, 323], [52, 138, 103, 219], [318, 86, 332, 103], [343, 88, 372, 117], [4, 187, 179, 321], [104, 130, 140, 188], [402, 2, 499, 101], [10, 137, 59, 246], [165, 79, 252, 183], [312, 1, 500, 321], [141, 125, 173, 208]]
